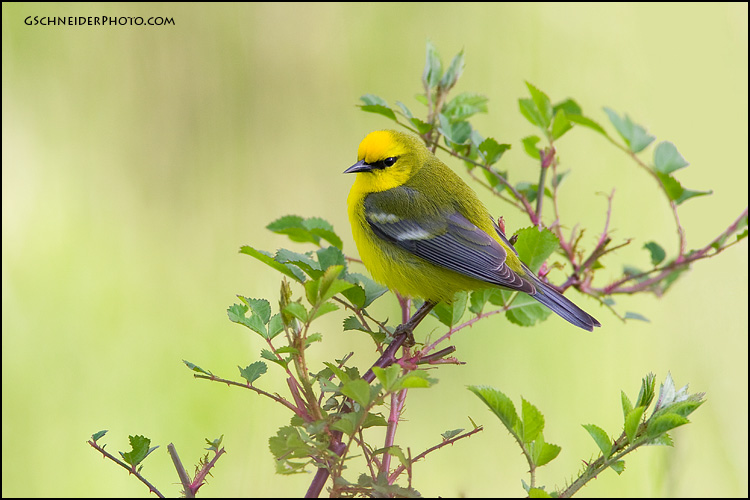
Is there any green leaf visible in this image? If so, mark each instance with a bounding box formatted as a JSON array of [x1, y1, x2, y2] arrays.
[[240, 246, 305, 282], [621, 390, 634, 420], [269, 426, 315, 460], [267, 314, 284, 339], [442, 92, 489, 121], [438, 114, 472, 146], [553, 98, 582, 116], [395, 101, 413, 118], [566, 113, 609, 136], [423, 40, 443, 88], [526, 81, 553, 129], [120, 435, 155, 467], [657, 172, 713, 205], [283, 302, 308, 323], [582, 424, 612, 457], [519, 98, 546, 129], [611, 460, 626, 475], [363, 412, 388, 429], [522, 398, 545, 443], [531, 438, 561, 467], [343, 272, 388, 308], [183, 359, 212, 375], [239, 361, 267, 384], [359, 104, 397, 122], [359, 93, 388, 106], [275, 249, 321, 278], [468, 288, 493, 314], [624, 311, 650, 322], [439, 49, 465, 90], [512, 226, 560, 273], [468, 385, 521, 438], [312, 302, 338, 320], [241, 297, 272, 324], [643, 241, 666, 266], [625, 406, 646, 444], [636, 373, 656, 408], [478, 137, 511, 165], [603, 107, 655, 153], [395, 370, 436, 389], [92, 430, 108, 441], [441, 428, 464, 440], [229, 301, 267, 337], [647, 413, 689, 438], [653, 141, 689, 174], [430, 291, 467, 327], [372, 365, 402, 392], [529, 487, 553, 498], [550, 109, 572, 140], [341, 379, 371, 407], [522, 135, 542, 159], [505, 294, 552, 327], [323, 361, 351, 384]]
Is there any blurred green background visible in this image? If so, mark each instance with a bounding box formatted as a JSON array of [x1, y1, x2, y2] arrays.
[[2, 3, 747, 497]]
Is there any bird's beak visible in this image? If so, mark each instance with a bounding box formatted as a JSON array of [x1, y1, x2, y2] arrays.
[[344, 160, 372, 174]]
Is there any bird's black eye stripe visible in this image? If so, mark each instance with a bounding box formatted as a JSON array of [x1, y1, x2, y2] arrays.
[[372, 156, 398, 169]]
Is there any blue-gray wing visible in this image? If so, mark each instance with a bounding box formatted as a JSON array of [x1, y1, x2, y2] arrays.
[[363, 190, 535, 293]]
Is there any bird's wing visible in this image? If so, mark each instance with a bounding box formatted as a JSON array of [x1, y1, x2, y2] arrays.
[[364, 188, 535, 293]]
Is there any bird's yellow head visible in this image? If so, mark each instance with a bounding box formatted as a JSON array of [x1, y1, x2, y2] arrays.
[[344, 130, 428, 193]]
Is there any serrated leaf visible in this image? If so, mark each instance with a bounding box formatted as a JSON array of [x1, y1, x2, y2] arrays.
[[603, 107, 655, 153], [533, 441, 561, 467], [266, 215, 319, 245], [625, 406, 646, 444], [423, 40, 442, 88], [647, 413, 689, 438], [567, 113, 609, 136], [506, 294, 552, 327], [438, 114, 472, 146], [439, 49, 465, 90], [323, 361, 350, 384], [312, 302, 338, 320], [240, 246, 305, 282], [363, 412, 388, 428], [239, 361, 267, 384], [621, 390, 634, 420], [468, 385, 521, 438], [275, 249, 322, 278], [643, 241, 666, 266], [283, 302, 308, 323], [653, 141, 689, 174], [522, 135, 542, 159], [442, 92, 488, 122], [120, 435, 153, 467], [242, 297, 272, 324], [550, 109, 572, 140], [469, 288, 492, 314], [526, 82, 553, 129], [359, 104, 397, 121], [343, 272, 387, 308], [582, 424, 612, 457], [267, 314, 284, 339], [430, 291, 467, 327], [637, 373, 656, 408], [478, 137, 511, 165], [396, 370, 436, 389], [372, 365, 401, 392], [359, 94, 388, 107], [657, 172, 712, 205], [519, 98, 546, 129], [553, 98, 582, 116], [341, 379, 371, 407], [512, 226, 560, 273], [522, 398, 545, 444]]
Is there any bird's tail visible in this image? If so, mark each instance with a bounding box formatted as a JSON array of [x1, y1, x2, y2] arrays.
[[529, 276, 601, 332]]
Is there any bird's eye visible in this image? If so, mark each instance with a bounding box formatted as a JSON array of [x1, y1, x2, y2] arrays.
[[383, 157, 397, 167]]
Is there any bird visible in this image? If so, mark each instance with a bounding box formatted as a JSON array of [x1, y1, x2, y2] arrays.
[[344, 129, 600, 331]]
